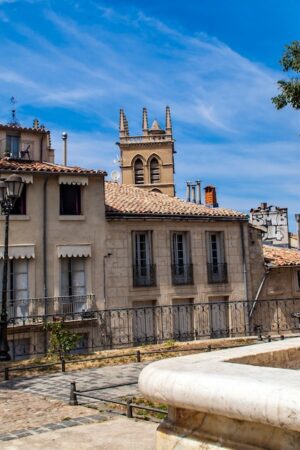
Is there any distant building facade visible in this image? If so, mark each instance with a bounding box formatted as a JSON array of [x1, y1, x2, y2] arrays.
[[249, 203, 289, 247], [117, 107, 175, 196]]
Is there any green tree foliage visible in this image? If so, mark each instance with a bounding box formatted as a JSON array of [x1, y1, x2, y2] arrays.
[[45, 321, 80, 360], [272, 41, 300, 110]]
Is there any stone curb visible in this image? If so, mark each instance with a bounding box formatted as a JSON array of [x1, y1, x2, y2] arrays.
[[0, 414, 107, 441]]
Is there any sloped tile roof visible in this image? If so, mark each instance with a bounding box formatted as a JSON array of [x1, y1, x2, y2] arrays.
[[0, 158, 106, 175], [0, 123, 49, 134], [105, 182, 247, 220], [263, 245, 300, 267]]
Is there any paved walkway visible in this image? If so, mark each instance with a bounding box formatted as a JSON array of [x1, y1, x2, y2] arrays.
[[0, 417, 157, 449], [0, 362, 148, 404]]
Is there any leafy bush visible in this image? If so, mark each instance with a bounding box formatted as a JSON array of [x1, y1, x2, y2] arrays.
[[45, 321, 81, 360]]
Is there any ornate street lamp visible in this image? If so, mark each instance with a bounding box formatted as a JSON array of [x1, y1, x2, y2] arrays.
[[0, 175, 24, 361]]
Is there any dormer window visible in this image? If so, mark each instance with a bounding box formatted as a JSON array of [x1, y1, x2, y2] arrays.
[[7, 135, 20, 158], [60, 185, 81, 215]]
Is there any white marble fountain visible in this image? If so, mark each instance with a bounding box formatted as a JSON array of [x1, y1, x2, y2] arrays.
[[139, 338, 300, 449]]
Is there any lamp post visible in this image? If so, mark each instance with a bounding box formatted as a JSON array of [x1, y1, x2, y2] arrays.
[[0, 175, 24, 361]]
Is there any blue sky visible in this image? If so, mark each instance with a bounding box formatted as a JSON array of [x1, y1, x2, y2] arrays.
[[0, 0, 299, 228]]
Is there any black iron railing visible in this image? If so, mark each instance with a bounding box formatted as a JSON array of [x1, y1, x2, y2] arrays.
[[4, 298, 300, 360], [8, 294, 95, 320], [132, 264, 156, 287], [171, 263, 193, 285], [207, 262, 228, 283]]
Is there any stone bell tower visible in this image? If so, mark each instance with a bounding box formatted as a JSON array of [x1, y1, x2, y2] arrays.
[[117, 107, 175, 196]]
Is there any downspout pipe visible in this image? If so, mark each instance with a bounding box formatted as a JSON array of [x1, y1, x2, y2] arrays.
[[249, 268, 270, 318], [240, 222, 250, 333], [43, 177, 48, 356], [43, 178, 48, 302]]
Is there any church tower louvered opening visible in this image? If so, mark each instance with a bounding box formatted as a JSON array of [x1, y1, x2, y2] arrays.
[[117, 107, 176, 197]]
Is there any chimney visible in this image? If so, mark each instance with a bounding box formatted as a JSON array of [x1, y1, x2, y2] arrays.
[[186, 182, 191, 202], [204, 185, 218, 208], [62, 131, 68, 166], [191, 185, 196, 203], [33, 118, 39, 129], [261, 202, 267, 210], [295, 214, 300, 250], [196, 180, 201, 204]]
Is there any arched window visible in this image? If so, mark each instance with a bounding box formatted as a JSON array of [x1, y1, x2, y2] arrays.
[[151, 188, 162, 193], [150, 157, 160, 183], [134, 158, 144, 184]]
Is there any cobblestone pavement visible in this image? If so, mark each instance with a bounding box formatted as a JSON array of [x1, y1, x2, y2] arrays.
[[0, 362, 148, 403], [0, 389, 108, 442], [0, 362, 149, 441]]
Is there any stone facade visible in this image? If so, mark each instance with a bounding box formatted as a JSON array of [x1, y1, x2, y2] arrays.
[[117, 107, 175, 196], [105, 220, 252, 309]]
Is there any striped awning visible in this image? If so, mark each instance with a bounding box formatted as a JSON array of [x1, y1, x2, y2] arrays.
[[58, 175, 88, 186], [57, 244, 91, 258], [0, 245, 35, 259]]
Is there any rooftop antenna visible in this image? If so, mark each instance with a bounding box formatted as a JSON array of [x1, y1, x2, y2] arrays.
[[8, 96, 19, 126], [62, 131, 68, 166]]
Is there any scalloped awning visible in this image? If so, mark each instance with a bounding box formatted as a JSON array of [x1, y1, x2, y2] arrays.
[[0, 245, 35, 259], [58, 175, 88, 186], [57, 244, 91, 258]]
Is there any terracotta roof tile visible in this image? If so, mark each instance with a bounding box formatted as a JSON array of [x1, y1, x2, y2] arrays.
[[105, 182, 247, 220], [0, 158, 106, 175], [263, 245, 300, 267], [0, 123, 49, 134]]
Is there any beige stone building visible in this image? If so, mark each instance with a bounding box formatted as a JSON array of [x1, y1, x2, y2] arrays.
[[117, 107, 175, 196], [2, 111, 295, 358], [0, 122, 106, 357], [104, 182, 254, 343]]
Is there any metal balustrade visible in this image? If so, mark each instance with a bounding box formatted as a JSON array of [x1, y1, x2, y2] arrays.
[[7, 294, 95, 321], [5, 297, 300, 360], [207, 262, 228, 283], [171, 263, 193, 285], [132, 264, 156, 287]]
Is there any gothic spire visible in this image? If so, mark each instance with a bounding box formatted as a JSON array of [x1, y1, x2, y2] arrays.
[[165, 106, 172, 135], [119, 109, 129, 138], [142, 107, 148, 136]]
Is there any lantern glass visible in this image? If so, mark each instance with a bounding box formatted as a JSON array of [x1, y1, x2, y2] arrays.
[[6, 175, 24, 200], [0, 180, 6, 202]]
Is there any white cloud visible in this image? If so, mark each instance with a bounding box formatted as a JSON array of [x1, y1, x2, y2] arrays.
[[0, 2, 299, 225]]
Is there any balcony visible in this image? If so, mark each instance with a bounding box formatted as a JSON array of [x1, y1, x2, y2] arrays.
[[171, 263, 194, 285], [7, 294, 95, 322], [0, 138, 34, 159], [133, 264, 156, 287], [207, 263, 228, 284]]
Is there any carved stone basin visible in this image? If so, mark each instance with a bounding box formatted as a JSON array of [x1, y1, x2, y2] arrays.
[[139, 338, 300, 449]]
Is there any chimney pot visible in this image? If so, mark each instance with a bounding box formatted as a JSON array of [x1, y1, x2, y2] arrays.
[[204, 185, 218, 208]]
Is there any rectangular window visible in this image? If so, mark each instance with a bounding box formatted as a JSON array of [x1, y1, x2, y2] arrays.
[[11, 185, 26, 215], [171, 232, 193, 285], [132, 300, 156, 344], [0, 259, 30, 318], [296, 271, 300, 290], [172, 298, 193, 341], [60, 257, 87, 313], [60, 185, 81, 215], [208, 296, 229, 338], [207, 232, 227, 283], [6, 135, 20, 158], [132, 231, 156, 286]]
